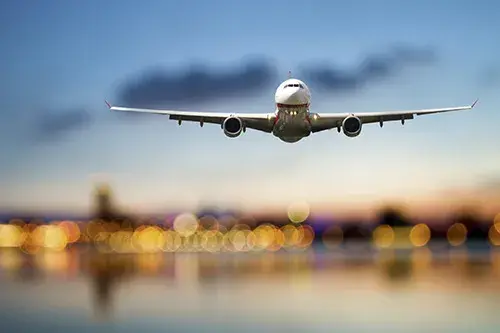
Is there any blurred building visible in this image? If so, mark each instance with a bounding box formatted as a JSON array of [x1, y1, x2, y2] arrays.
[[451, 208, 488, 241], [94, 183, 114, 220], [93, 183, 137, 228], [376, 206, 412, 227]]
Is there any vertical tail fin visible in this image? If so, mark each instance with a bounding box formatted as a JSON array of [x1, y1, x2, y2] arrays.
[[288, 70, 292, 79]]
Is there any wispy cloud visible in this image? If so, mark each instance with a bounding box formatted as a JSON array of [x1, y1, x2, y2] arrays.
[[299, 44, 437, 92], [34, 108, 91, 141]]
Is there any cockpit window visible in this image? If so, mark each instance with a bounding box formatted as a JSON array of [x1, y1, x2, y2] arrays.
[[284, 83, 304, 89]]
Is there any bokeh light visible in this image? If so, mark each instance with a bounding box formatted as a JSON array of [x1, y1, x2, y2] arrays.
[[488, 225, 500, 246], [447, 223, 467, 246], [31, 225, 68, 251], [0, 224, 26, 248], [372, 225, 394, 248], [253, 224, 276, 251], [173, 213, 199, 237], [409, 223, 431, 247], [287, 201, 310, 223], [57, 221, 81, 243], [296, 224, 314, 249]]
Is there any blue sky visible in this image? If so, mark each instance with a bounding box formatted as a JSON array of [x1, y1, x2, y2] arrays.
[[1, 0, 499, 215]]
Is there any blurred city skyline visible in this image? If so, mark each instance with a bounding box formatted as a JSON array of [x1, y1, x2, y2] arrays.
[[1, 0, 500, 218], [0, 182, 497, 222]]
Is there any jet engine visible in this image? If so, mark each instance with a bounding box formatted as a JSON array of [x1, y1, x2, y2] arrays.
[[222, 116, 243, 138], [342, 116, 362, 137]]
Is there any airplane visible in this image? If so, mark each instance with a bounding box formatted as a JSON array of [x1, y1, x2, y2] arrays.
[[106, 73, 478, 143]]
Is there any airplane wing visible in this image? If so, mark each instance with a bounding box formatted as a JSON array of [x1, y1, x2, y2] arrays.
[[310, 99, 478, 133], [105, 101, 276, 133]]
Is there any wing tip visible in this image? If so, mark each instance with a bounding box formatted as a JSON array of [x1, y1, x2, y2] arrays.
[[105, 100, 112, 109], [471, 98, 479, 108]]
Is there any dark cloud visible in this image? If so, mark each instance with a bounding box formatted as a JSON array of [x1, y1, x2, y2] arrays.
[[115, 57, 278, 108], [35, 109, 91, 141], [299, 44, 437, 92]]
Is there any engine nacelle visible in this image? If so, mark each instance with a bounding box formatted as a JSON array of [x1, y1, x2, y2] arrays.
[[222, 116, 243, 138], [342, 116, 362, 137]]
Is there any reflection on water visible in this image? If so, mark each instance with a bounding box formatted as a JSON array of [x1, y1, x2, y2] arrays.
[[1, 245, 500, 332], [88, 253, 135, 317], [381, 253, 413, 281]]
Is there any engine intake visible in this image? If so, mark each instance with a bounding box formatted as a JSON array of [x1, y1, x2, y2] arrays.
[[222, 116, 243, 138], [342, 116, 362, 137]]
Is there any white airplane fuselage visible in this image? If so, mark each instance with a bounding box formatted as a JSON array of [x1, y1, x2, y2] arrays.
[[273, 78, 313, 143]]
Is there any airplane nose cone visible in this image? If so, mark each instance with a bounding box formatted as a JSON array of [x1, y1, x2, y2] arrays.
[[287, 88, 302, 103], [277, 88, 307, 105]]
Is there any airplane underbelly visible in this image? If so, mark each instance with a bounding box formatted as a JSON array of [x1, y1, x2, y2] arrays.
[[273, 115, 311, 141]]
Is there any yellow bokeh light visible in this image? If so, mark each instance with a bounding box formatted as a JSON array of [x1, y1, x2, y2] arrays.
[[494, 213, 500, 232], [281, 224, 300, 248], [253, 224, 276, 250], [287, 201, 310, 224], [109, 231, 135, 253], [268, 228, 285, 251], [447, 223, 467, 246], [372, 224, 394, 248], [192, 232, 205, 252], [46, 225, 69, 251], [161, 230, 182, 252], [57, 221, 81, 243], [246, 231, 257, 250], [409, 224, 431, 247], [231, 230, 249, 251], [173, 213, 199, 237], [201, 230, 223, 252], [0, 224, 26, 248], [489, 225, 500, 246], [19, 226, 41, 254], [296, 224, 315, 248], [222, 231, 235, 252], [131, 226, 164, 253], [30, 225, 69, 251], [86, 220, 105, 240]]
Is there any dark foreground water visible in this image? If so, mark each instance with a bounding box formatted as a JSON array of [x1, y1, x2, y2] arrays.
[[1, 244, 500, 332]]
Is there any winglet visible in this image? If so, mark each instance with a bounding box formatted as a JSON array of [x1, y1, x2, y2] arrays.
[[105, 100, 112, 109], [471, 98, 479, 108]]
